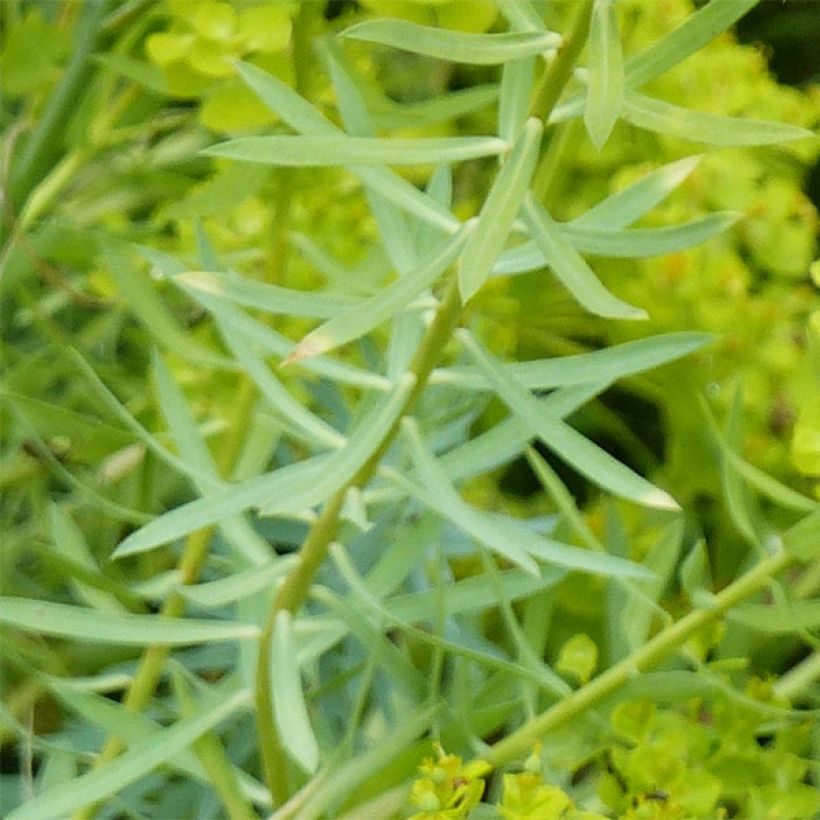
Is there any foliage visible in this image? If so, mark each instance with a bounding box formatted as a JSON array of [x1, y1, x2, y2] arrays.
[[0, 1, 818, 819]]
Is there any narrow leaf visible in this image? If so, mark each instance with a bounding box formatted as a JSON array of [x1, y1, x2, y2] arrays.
[[272, 611, 319, 773], [625, 0, 760, 89], [7, 690, 249, 820], [342, 19, 561, 64], [178, 559, 298, 608], [176, 271, 357, 319], [114, 377, 415, 556], [289, 225, 470, 362], [0, 598, 258, 644], [202, 134, 507, 167], [522, 194, 646, 319], [584, 0, 624, 149], [458, 330, 680, 510], [397, 419, 652, 579], [499, 57, 536, 142], [572, 155, 702, 230], [623, 91, 814, 146], [458, 117, 543, 302], [493, 212, 739, 274], [434, 331, 712, 391]]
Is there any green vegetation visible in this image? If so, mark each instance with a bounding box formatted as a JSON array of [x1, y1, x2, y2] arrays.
[[1, 1, 817, 818]]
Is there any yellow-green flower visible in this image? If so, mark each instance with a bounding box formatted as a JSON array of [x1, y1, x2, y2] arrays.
[[408, 743, 486, 819]]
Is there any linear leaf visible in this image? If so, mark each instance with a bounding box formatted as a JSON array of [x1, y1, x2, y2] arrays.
[[729, 600, 820, 634], [103, 242, 227, 368], [572, 155, 702, 230], [152, 349, 273, 567], [458, 330, 680, 510], [458, 117, 543, 302], [323, 41, 418, 273], [623, 91, 814, 146], [584, 0, 624, 149], [111, 457, 328, 558], [289, 225, 470, 362], [218, 324, 347, 450], [522, 194, 645, 319], [549, 0, 764, 124], [493, 212, 738, 274], [701, 397, 818, 513], [499, 57, 536, 142], [235, 61, 459, 234], [272, 611, 319, 773], [192, 295, 391, 391], [257, 374, 415, 516], [434, 331, 712, 391], [176, 271, 357, 319], [178, 559, 298, 608], [202, 134, 507, 167], [397, 419, 651, 579], [625, 0, 761, 89], [495, 0, 547, 32], [7, 690, 249, 820], [114, 377, 414, 556], [68, 349, 223, 491], [0, 598, 258, 645], [342, 19, 560, 64]]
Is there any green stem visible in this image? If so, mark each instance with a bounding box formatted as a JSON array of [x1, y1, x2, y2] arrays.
[[528, 0, 594, 123], [475, 548, 795, 771]]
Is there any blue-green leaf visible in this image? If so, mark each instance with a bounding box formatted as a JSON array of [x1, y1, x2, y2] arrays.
[[458, 117, 543, 302], [342, 19, 560, 64], [584, 0, 624, 149], [522, 194, 645, 319]]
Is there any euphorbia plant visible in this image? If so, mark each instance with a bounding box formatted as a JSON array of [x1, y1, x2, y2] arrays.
[[0, 1, 817, 819]]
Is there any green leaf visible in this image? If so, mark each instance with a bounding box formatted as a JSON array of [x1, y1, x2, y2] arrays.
[[0, 598, 259, 645], [433, 331, 713, 391], [6, 689, 250, 820], [114, 376, 414, 556], [217, 323, 347, 450], [193, 295, 391, 391], [289, 225, 470, 362], [499, 57, 536, 142], [458, 117, 543, 302], [623, 92, 815, 146], [494, 212, 739, 274], [95, 53, 168, 94], [234, 60, 459, 234], [67, 349, 223, 491], [522, 194, 646, 319], [370, 85, 499, 130], [178, 559, 298, 608], [457, 330, 680, 510], [701, 397, 818, 513], [679, 538, 712, 599], [176, 271, 357, 319], [395, 419, 652, 579], [625, 0, 761, 89], [584, 0, 624, 150], [572, 155, 702, 230], [152, 349, 272, 568], [272, 611, 320, 773], [729, 600, 820, 634], [342, 19, 561, 64], [103, 242, 227, 368], [257, 373, 415, 516], [495, 0, 548, 33], [202, 134, 507, 167]]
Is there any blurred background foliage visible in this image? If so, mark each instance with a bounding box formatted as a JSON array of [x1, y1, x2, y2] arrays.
[[0, 0, 818, 817]]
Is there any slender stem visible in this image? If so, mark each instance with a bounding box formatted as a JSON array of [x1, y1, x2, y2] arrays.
[[474, 548, 795, 772], [528, 0, 594, 123], [773, 651, 820, 702]]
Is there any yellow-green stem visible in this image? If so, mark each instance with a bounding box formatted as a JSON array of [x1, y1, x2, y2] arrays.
[[474, 548, 795, 772]]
